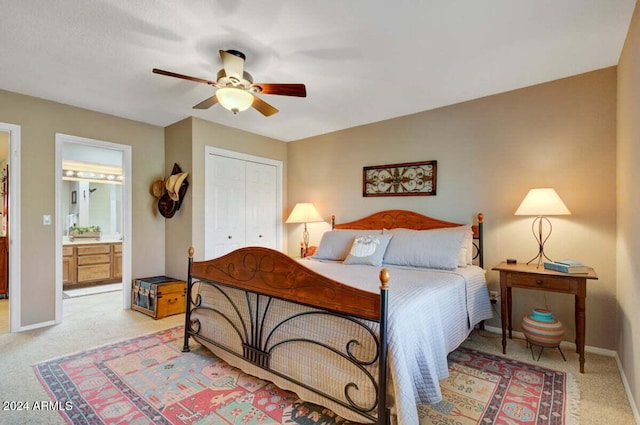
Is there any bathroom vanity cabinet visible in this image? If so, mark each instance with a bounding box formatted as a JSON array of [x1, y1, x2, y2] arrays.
[[63, 242, 122, 288]]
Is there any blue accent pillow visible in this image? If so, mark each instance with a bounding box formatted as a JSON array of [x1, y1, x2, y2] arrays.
[[313, 230, 382, 261], [344, 234, 393, 266]]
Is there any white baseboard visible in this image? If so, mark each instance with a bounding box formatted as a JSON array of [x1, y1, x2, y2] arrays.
[[614, 352, 640, 425], [483, 325, 616, 356], [483, 325, 640, 424]]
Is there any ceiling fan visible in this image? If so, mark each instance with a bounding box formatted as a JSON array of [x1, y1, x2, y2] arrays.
[[153, 49, 306, 117]]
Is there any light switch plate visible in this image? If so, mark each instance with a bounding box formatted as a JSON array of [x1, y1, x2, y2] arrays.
[[43, 214, 52, 225]]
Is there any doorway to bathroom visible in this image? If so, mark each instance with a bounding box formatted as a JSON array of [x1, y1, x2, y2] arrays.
[[55, 134, 132, 322]]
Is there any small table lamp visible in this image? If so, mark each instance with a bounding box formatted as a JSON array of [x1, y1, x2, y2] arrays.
[[285, 203, 324, 257], [515, 188, 570, 268]]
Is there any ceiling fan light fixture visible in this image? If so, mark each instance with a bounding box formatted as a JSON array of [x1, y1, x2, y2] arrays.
[[154, 49, 304, 117], [216, 87, 253, 114]]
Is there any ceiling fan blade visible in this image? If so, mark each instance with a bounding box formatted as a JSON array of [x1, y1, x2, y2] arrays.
[[193, 95, 219, 109], [251, 96, 279, 117], [153, 68, 217, 86], [252, 83, 307, 97], [219, 50, 245, 80]]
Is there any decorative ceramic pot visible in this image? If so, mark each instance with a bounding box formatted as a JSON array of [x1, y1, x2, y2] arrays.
[[530, 309, 554, 322], [522, 309, 565, 347]]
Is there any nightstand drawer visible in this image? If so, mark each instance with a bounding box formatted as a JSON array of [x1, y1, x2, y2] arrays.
[[509, 273, 572, 291]]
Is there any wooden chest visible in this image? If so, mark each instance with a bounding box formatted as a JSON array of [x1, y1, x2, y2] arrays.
[[131, 276, 186, 319]]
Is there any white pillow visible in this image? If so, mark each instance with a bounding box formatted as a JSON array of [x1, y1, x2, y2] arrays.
[[313, 229, 382, 261], [344, 234, 393, 266], [382, 227, 467, 270], [440, 225, 474, 266], [465, 227, 474, 265]]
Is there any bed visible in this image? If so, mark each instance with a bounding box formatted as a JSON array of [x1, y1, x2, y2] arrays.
[[182, 210, 492, 425]]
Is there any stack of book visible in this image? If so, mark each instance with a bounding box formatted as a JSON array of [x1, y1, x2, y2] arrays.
[[543, 259, 589, 274]]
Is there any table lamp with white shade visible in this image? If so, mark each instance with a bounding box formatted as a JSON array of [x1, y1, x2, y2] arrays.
[[515, 188, 571, 268], [285, 203, 324, 257]]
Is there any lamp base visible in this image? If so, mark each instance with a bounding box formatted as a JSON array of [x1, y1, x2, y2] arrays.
[[526, 250, 553, 269], [301, 224, 309, 258], [526, 216, 554, 268]]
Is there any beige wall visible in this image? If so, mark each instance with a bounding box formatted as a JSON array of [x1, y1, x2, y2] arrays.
[[0, 89, 165, 327], [163, 117, 288, 280], [617, 1, 640, 414], [288, 68, 618, 350], [164, 118, 193, 280]]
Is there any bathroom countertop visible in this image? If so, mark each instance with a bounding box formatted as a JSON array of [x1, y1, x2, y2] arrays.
[[63, 238, 122, 245]]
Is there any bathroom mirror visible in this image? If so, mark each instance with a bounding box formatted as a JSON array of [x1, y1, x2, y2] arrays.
[[62, 180, 123, 238], [61, 142, 124, 241]]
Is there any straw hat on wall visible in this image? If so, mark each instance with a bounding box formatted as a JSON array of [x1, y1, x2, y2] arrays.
[[152, 163, 189, 218]]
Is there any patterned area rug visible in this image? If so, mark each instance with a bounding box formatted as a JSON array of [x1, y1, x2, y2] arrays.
[[34, 327, 578, 425], [419, 348, 579, 425]]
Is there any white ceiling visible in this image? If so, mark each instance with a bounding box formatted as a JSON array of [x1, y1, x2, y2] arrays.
[[0, 1, 636, 142]]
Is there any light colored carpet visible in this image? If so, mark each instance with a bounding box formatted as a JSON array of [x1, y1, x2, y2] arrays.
[[0, 291, 636, 425]]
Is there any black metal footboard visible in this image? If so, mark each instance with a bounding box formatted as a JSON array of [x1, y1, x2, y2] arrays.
[[182, 247, 390, 424]]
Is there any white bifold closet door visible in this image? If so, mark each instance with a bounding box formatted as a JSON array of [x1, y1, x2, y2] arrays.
[[244, 161, 277, 248], [205, 153, 278, 259]]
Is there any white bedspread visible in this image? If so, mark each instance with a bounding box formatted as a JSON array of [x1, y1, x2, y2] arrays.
[[300, 260, 493, 425]]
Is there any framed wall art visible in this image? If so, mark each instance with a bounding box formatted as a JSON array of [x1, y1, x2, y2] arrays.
[[363, 160, 437, 197]]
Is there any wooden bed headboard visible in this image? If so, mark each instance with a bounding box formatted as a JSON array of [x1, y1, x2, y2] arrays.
[[331, 209, 485, 267]]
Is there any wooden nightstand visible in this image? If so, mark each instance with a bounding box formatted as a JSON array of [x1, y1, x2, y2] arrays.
[[492, 262, 598, 373]]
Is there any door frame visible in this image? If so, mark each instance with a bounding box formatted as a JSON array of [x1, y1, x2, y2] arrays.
[[0, 122, 21, 332], [54, 134, 132, 323], [204, 146, 283, 259]]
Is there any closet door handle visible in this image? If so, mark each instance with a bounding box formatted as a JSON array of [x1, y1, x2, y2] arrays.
[[228, 235, 232, 239], [258, 235, 263, 238]]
